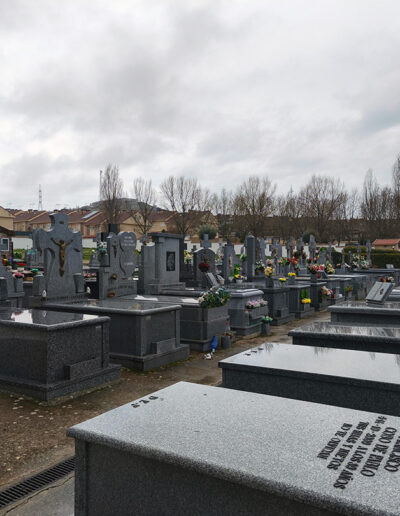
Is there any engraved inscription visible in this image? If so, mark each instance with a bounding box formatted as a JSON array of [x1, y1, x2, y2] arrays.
[[317, 416, 400, 489]]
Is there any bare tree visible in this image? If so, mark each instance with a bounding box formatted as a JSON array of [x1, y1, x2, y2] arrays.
[[215, 188, 234, 240], [130, 177, 157, 239], [392, 153, 400, 230], [360, 169, 393, 240], [100, 164, 125, 225], [298, 175, 347, 242], [275, 191, 303, 240], [160, 176, 213, 237], [232, 176, 276, 238]]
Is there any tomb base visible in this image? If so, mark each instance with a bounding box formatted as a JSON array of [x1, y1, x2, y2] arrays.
[[110, 344, 190, 371]]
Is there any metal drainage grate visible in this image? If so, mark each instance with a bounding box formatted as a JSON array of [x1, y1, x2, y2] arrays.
[[0, 456, 75, 509]]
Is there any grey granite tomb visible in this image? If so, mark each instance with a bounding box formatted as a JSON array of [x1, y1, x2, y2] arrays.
[[289, 321, 400, 354], [68, 381, 400, 516], [329, 301, 400, 326], [44, 298, 189, 370], [0, 307, 120, 401], [227, 289, 268, 336], [220, 342, 400, 416], [121, 294, 228, 352]]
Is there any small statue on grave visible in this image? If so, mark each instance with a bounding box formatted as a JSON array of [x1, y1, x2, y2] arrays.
[[50, 237, 73, 276]]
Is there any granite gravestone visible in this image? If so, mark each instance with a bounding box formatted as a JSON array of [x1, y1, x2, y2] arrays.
[[222, 241, 239, 281], [327, 243, 333, 263], [366, 282, 394, 305], [144, 233, 185, 294], [309, 234, 316, 260], [193, 248, 216, 285], [366, 240, 372, 264], [245, 234, 256, 281], [31, 212, 85, 302], [256, 238, 267, 265], [97, 232, 137, 299], [69, 381, 400, 516], [0, 263, 24, 307], [220, 342, 400, 416]]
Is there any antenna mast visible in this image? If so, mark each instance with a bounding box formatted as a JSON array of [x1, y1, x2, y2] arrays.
[[38, 184, 43, 210]]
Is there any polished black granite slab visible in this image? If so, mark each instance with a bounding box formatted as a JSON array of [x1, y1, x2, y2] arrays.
[[220, 343, 400, 416], [0, 308, 99, 328], [289, 322, 400, 353]]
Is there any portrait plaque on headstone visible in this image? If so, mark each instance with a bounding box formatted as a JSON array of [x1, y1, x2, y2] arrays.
[[166, 251, 176, 271]]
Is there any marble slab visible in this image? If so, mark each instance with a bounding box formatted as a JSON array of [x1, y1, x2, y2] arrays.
[[68, 381, 400, 516]]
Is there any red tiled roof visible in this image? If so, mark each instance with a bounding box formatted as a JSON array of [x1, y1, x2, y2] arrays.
[[372, 239, 400, 245]]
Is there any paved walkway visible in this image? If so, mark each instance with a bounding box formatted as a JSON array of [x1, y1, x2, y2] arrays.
[[0, 310, 329, 515]]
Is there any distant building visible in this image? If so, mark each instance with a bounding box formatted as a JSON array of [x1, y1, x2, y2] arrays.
[[372, 238, 400, 251]]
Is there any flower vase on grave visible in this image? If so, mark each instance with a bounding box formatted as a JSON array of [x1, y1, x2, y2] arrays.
[[99, 252, 109, 267], [265, 277, 274, 288], [288, 276, 295, 285]]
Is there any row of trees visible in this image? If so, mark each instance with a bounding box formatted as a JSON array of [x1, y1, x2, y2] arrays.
[[100, 154, 400, 242]]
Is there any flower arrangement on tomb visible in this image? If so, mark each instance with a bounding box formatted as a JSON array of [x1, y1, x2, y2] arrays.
[[239, 253, 247, 262], [307, 264, 320, 274], [381, 276, 395, 283], [246, 299, 267, 309], [198, 261, 210, 272], [13, 272, 24, 279], [266, 259, 273, 266], [279, 257, 290, 267], [2, 258, 9, 266], [301, 298, 311, 304], [198, 287, 231, 308], [16, 263, 26, 268], [97, 241, 107, 256], [262, 316, 273, 323], [345, 285, 353, 293], [184, 250, 192, 264], [255, 260, 265, 272], [321, 286, 335, 298], [288, 272, 296, 277], [278, 277, 287, 283], [264, 266, 274, 278], [326, 262, 335, 274]]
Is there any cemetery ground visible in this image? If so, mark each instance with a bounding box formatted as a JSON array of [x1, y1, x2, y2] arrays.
[[0, 310, 330, 510]]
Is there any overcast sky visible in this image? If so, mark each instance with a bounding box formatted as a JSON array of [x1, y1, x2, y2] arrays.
[[1, 0, 400, 210]]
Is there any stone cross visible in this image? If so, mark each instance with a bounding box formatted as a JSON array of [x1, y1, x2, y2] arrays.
[[200, 234, 212, 250]]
